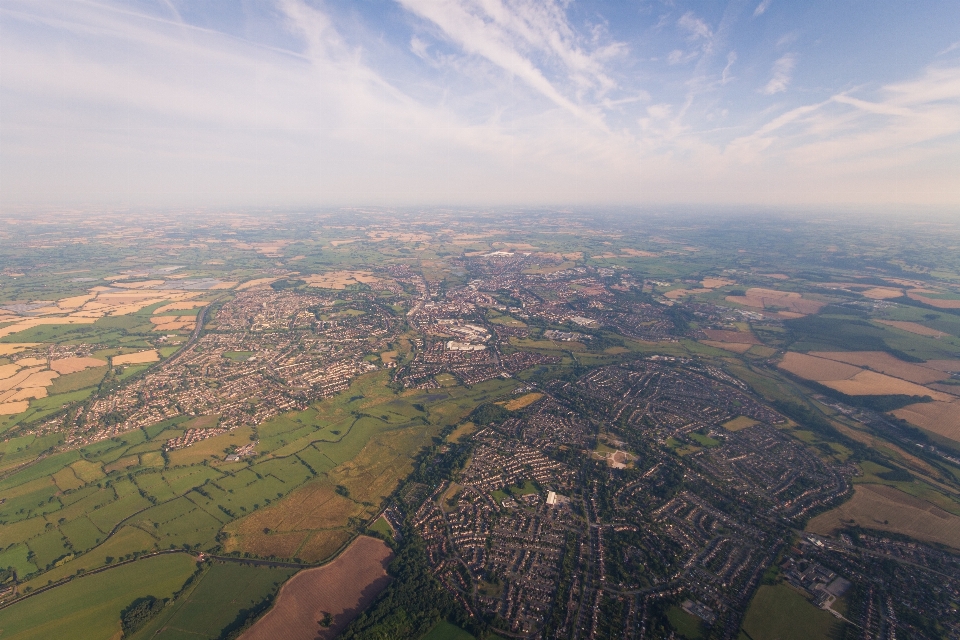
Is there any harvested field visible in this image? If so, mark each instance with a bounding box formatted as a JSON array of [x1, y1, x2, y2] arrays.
[[241, 536, 393, 640], [620, 249, 657, 257], [0, 343, 39, 355], [702, 329, 761, 344], [113, 350, 160, 365], [876, 320, 947, 337], [810, 351, 947, 385], [702, 341, 753, 353], [153, 300, 209, 313], [907, 292, 960, 309], [922, 360, 960, 373], [0, 363, 20, 379], [503, 393, 544, 411], [861, 287, 903, 299], [893, 400, 960, 443], [49, 356, 108, 374], [0, 401, 29, 415], [824, 371, 951, 400], [701, 278, 735, 288], [807, 484, 960, 549], [725, 287, 825, 315], [664, 288, 707, 299], [777, 352, 861, 381], [304, 270, 380, 290], [150, 316, 196, 331], [0, 317, 96, 339]]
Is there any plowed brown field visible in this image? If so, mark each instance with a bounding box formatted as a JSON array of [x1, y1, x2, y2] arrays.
[[241, 536, 393, 640]]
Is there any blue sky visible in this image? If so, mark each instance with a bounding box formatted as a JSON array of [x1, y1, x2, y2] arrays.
[[1, 0, 959, 209]]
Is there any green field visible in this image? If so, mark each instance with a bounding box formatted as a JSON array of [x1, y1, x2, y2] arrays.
[[667, 606, 705, 639], [420, 620, 476, 640], [0, 553, 197, 640], [130, 561, 297, 640], [740, 584, 843, 640]]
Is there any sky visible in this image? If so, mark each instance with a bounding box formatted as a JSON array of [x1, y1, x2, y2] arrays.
[[1, 0, 959, 210]]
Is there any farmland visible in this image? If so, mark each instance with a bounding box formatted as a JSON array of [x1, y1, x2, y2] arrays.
[[1, 211, 960, 639], [0, 553, 196, 640], [240, 536, 393, 640], [806, 484, 960, 549]]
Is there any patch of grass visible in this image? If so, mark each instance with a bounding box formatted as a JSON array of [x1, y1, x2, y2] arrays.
[[689, 432, 720, 447], [421, 620, 477, 640], [48, 365, 108, 394], [667, 606, 705, 639], [723, 416, 759, 431], [740, 584, 844, 640], [368, 516, 394, 541], [223, 350, 254, 361], [134, 561, 297, 640]]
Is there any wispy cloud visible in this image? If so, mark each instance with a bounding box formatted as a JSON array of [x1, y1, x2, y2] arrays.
[[0, 0, 958, 209], [762, 53, 796, 94], [395, 0, 623, 128], [753, 0, 772, 18]]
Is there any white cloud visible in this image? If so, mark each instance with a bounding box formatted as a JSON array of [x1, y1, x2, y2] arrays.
[[0, 0, 958, 209], [395, 0, 623, 128], [677, 11, 714, 54], [722, 51, 737, 84], [753, 0, 772, 17], [762, 53, 796, 94]]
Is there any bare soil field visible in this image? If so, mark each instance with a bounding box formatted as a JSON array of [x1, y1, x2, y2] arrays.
[[893, 400, 960, 443], [810, 351, 947, 384], [304, 271, 380, 289], [241, 536, 393, 640], [824, 371, 951, 400], [875, 320, 947, 337], [113, 350, 160, 365], [807, 484, 960, 549], [50, 356, 108, 374], [702, 329, 761, 344], [777, 352, 861, 381], [725, 288, 825, 315]]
